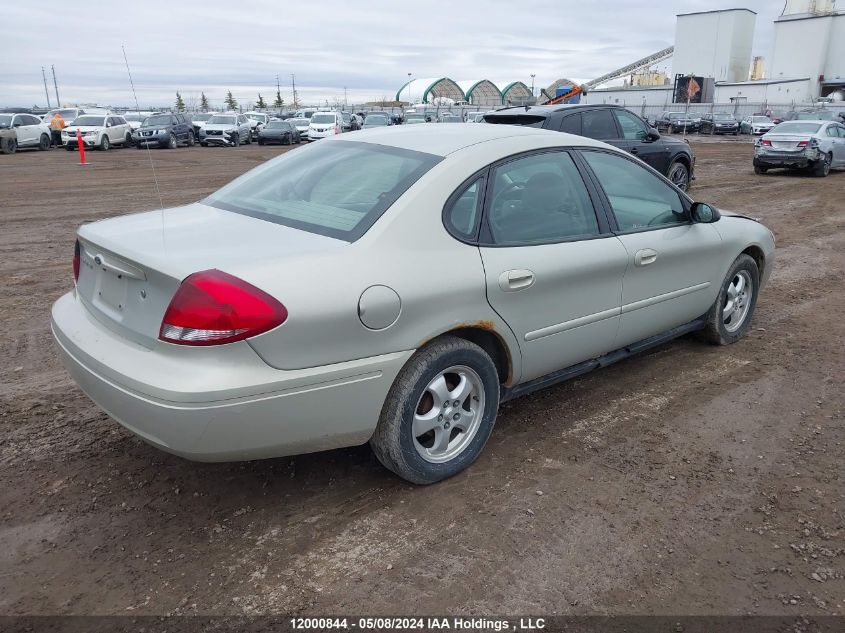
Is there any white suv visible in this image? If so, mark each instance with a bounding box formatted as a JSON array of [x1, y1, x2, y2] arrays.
[[0, 113, 52, 151], [308, 111, 343, 139], [62, 114, 133, 151]]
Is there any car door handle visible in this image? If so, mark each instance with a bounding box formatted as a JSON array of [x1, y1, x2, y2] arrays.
[[634, 249, 658, 267], [498, 269, 535, 292]]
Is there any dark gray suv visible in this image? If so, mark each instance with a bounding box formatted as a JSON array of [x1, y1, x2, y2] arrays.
[[485, 104, 696, 191], [132, 113, 195, 149]]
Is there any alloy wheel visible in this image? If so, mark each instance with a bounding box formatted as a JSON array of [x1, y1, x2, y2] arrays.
[[723, 270, 753, 333], [412, 365, 485, 464]]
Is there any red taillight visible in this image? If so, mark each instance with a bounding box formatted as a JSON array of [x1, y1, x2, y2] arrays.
[[797, 140, 809, 146], [159, 269, 287, 346], [761, 139, 772, 146], [73, 239, 81, 282]]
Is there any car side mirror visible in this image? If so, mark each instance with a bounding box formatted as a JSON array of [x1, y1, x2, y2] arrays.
[[645, 128, 660, 142], [13, 122, 21, 128], [690, 202, 720, 223]]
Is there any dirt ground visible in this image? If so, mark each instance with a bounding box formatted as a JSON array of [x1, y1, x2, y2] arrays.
[[1, 138, 843, 617]]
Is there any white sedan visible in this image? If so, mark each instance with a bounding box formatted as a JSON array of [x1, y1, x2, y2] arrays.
[[52, 125, 775, 484]]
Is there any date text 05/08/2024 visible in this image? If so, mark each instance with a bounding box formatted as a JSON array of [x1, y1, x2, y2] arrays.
[[289, 617, 547, 630]]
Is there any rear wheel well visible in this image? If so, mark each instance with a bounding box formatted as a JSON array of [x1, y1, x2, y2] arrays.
[[741, 245, 766, 279], [437, 327, 512, 385]]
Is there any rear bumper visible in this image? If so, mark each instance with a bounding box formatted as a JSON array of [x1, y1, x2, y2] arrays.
[[754, 148, 820, 168], [51, 291, 412, 461]]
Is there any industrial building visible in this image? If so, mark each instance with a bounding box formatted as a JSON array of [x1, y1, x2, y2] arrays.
[[395, 77, 533, 106], [581, 0, 844, 108]]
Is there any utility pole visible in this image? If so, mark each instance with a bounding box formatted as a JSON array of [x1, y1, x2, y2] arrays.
[[291, 73, 298, 109], [42, 67, 52, 109], [51, 65, 60, 106], [530, 74, 536, 97], [343, 86, 348, 108]]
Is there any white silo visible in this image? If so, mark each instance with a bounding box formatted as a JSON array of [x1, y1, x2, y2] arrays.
[[671, 9, 757, 83]]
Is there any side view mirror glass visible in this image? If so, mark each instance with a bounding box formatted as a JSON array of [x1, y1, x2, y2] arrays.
[[690, 202, 720, 223], [645, 128, 660, 142]]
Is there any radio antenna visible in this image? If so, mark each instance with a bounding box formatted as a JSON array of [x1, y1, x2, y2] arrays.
[[122, 45, 164, 209]]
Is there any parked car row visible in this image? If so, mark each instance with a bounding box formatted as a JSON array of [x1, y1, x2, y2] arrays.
[[754, 119, 845, 177]]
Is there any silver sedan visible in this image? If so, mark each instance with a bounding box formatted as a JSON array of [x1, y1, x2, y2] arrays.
[[754, 119, 845, 177], [52, 125, 775, 484]]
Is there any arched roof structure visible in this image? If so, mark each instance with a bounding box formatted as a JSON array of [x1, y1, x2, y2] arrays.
[[456, 79, 502, 106], [395, 77, 465, 104], [497, 81, 533, 104]]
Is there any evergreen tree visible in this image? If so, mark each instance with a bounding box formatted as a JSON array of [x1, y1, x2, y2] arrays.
[[256, 93, 267, 110], [199, 92, 209, 112], [175, 92, 186, 112], [224, 90, 238, 111], [273, 89, 284, 109]]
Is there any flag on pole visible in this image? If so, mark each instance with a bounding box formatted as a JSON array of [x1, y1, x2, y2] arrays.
[[687, 77, 701, 101]]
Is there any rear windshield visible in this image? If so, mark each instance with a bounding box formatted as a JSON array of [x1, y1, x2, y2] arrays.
[[311, 114, 336, 124], [484, 114, 545, 127], [796, 110, 835, 120], [771, 122, 822, 134], [204, 140, 442, 241]]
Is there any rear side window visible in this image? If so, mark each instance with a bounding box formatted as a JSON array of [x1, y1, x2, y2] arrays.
[[582, 110, 618, 140], [444, 176, 485, 240], [486, 151, 600, 245], [484, 114, 546, 128], [582, 150, 686, 231], [559, 114, 581, 135], [205, 141, 441, 241]]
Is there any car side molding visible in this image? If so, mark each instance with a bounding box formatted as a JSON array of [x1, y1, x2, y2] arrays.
[[500, 317, 706, 403]]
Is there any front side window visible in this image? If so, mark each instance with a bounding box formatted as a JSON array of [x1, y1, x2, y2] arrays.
[[582, 109, 618, 140], [615, 110, 648, 140], [582, 150, 686, 231], [559, 114, 581, 135], [204, 141, 441, 241], [486, 151, 600, 245]]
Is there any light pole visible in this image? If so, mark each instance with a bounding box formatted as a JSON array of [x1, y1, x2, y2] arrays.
[[530, 74, 536, 98], [406, 72, 412, 105]]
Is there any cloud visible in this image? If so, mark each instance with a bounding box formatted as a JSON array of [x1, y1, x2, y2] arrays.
[[0, 0, 783, 108]]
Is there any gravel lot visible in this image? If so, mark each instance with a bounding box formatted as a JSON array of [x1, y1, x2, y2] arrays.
[[1, 138, 843, 617]]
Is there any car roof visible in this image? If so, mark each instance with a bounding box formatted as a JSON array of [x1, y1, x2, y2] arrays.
[[493, 104, 623, 117], [332, 123, 609, 157]]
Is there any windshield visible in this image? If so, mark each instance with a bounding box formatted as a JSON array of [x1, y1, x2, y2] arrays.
[[45, 109, 77, 120], [311, 114, 336, 124], [266, 121, 289, 129], [797, 111, 835, 120], [246, 114, 266, 122], [0, 114, 12, 128], [208, 115, 236, 125], [751, 116, 770, 123], [771, 122, 822, 134], [143, 115, 172, 126], [713, 114, 734, 121], [72, 116, 106, 127], [668, 113, 686, 120], [192, 113, 213, 121], [364, 116, 388, 126], [204, 141, 441, 241], [123, 114, 145, 122]]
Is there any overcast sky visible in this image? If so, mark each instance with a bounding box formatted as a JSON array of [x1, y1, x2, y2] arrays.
[[2, 1, 783, 109]]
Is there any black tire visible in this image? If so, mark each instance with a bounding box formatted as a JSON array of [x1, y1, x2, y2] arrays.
[[200, 142, 208, 147], [124, 133, 133, 148], [167, 133, 177, 149], [38, 134, 50, 151], [65, 144, 74, 152], [370, 336, 500, 484], [232, 133, 240, 147], [813, 153, 831, 177], [258, 137, 265, 145], [2, 138, 17, 154], [245, 131, 252, 145], [703, 254, 760, 346], [136, 143, 144, 150], [667, 159, 691, 191], [186, 131, 195, 147], [99, 135, 110, 151], [754, 165, 768, 175]]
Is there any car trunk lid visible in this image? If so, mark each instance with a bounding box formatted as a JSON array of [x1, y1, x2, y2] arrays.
[[765, 135, 811, 151], [75, 202, 346, 348]]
